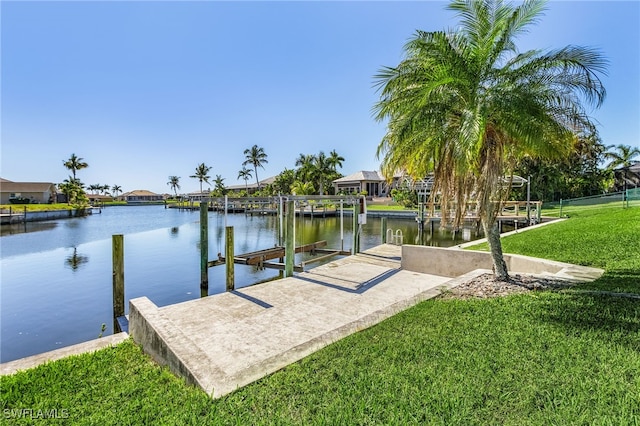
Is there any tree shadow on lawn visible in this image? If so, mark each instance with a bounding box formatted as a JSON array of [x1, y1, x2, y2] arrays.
[[533, 288, 640, 351], [573, 269, 640, 295]]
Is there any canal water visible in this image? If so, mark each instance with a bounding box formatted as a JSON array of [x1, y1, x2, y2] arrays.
[[0, 205, 481, 363]]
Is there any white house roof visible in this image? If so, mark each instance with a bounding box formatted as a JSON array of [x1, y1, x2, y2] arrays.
[[228, 175, 277, 190], [333, 171, 384, 183], [0, 181, 56, 192], [121, 190, 161, 197]]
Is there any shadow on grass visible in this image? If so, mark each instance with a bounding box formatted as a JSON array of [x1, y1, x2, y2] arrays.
[[534, 291, 640, 351], [574, 270, 640, 294]]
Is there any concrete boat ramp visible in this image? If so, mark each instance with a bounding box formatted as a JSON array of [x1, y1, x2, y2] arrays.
[[129, 244, 456, 398]]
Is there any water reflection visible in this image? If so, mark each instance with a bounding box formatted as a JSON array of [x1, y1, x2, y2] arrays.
[[0, 221, 57, 237], [64, 247, 89, 271]]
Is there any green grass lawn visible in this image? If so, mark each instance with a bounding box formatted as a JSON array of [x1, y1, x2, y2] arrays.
[[367, 204, 414, 211], [471, 206, 640, 294], [0, 203, 76, 212], [2, 206, 639, 424]]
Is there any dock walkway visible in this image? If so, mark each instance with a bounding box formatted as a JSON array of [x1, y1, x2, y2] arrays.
[[130, 244, 458, 398]]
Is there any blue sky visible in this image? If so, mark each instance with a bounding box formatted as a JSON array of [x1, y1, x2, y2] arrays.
[[2, 1, 639, 195]]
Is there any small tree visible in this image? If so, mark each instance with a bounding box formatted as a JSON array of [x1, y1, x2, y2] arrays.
[[190, 163, 212, 196], [212, 175, 228, 197], [243, 145, 268, 189], [167, 176, 181, 198], [111, 185, 122, 198], [237, 167, 252, 194]]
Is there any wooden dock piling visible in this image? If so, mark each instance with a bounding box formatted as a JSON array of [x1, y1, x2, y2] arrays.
[[112, 234, 125, 331], [381, 217, 387, 243], [200, 202, 208, 289], [285, 200, 295, 277], [225, 226, 234, 291]]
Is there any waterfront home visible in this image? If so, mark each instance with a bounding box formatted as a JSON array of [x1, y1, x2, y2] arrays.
[[119, 190, 165, 203], [0, 178, 57, 204], [227, 176, 277, 195], [332, 171, 388, 197]]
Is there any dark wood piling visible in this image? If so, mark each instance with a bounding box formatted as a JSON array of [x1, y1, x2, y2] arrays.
[[200, 202, 208, 289], [225, 226, 234, 291], [112, 234, 124, 331]]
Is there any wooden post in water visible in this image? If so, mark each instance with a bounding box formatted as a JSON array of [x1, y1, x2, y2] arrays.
[[200, 202, 208, 289], [112, 234, 124, 331], [285, 200, 295, 277], [352, 202, 359, 254], [381, 217, 387, 243], [225, 226, 234, 291]]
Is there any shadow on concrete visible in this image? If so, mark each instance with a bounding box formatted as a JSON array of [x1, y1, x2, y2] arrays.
[[296, 269, 401, 294], [230, 290, 274, 309]]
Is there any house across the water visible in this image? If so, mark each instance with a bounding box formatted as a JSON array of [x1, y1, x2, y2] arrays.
[[0, 178, 57, 204], [119, 190, 165, 203]]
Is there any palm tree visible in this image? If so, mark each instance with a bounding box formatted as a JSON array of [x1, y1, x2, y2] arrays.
[[88, 184, 100, 194], [295, 153, 316, 183], [63, 153, 88, 180], [243, 145, 268, 188], [59, 176, 86, 205], [190, 163, 212, 196], [111, 185, 122, 198], [313, 151, 332, 195], [604, 144, 640, 169], [605, 144, 640, 192], [291, 181, 315, 195], [212, 174, 227, 196], [167, 176, 181, 197], [237, 167, 253, 194], [328, 149, 345, 172], [374, 0, 607, 280]]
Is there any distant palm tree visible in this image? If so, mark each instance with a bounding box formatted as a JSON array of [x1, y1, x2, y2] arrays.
[[328, 149, 345, 172], [111, 185, 122, 197], [313, 151, 332, 195], [295, 153, 316, 183], [605, 144, 640, 192], [190, 163, 212, 196], [213, 174, 227, 196], [59, 176, 85, 205], [243, 145, 268, 188], [88, 184, 100, 194], [167, 176, 181, 197], [100, 184, 111, 195], [237, 167, 253, 194], [605, 144, 640, 169], [63, 153, 88, 180], [291, 181, 315, 195]]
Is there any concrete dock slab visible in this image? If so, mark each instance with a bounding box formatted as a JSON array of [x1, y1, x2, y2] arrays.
[[129, 244, 457, 398], [1, 333, 129, 376]]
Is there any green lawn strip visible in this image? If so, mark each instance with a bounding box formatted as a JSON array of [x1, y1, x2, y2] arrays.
[[2, 293, 639, 424], [366, 204, 413, 211], [471, 206, 640, 294], [0, 204, 76, 212]]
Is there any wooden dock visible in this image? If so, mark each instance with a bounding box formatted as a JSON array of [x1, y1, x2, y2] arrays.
[[208, 240, 349, 272]]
